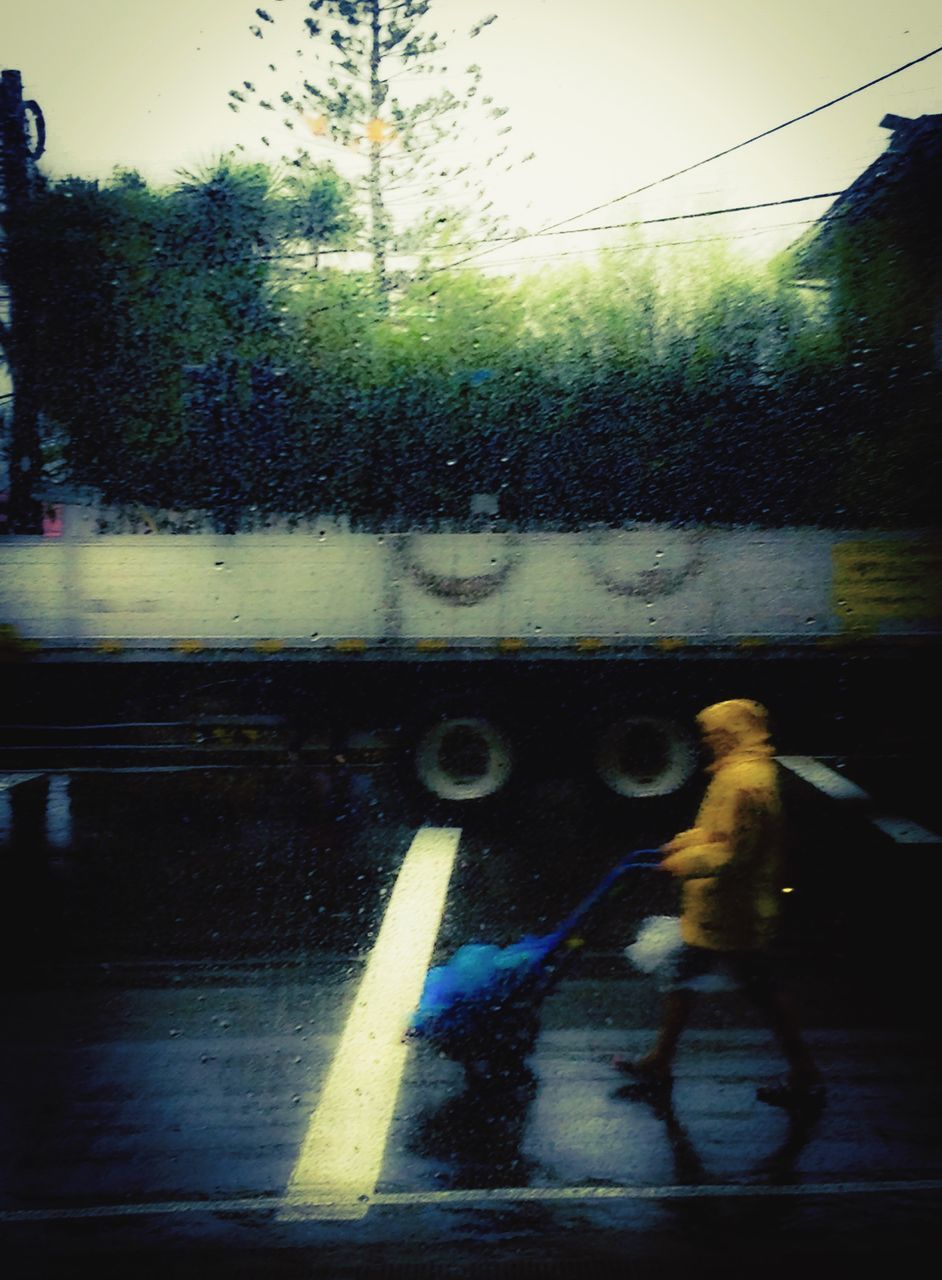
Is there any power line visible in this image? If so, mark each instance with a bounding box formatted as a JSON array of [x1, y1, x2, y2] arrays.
[[452, 217, 833, 270], [260, 189, 844, 262], [442, 42, 942, 274], [480, 191, 844, 241]]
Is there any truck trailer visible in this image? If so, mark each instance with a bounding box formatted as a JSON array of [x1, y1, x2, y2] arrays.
[[1, 523, 939, 805]]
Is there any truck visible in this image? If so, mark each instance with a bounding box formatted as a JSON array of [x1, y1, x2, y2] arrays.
[[1, 518, 938, 806]]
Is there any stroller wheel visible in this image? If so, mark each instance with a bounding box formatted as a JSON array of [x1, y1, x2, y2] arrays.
[[463, 1054, 536, 1094], [462, 1023, 538, 1089]]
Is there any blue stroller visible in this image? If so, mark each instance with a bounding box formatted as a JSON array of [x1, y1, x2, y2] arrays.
[[406, 848, 661, 1084]]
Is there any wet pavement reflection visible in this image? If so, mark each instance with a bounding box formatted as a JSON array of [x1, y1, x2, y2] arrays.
[[611, 1076, 823, 1185], [410, 1063, 540, 1189]]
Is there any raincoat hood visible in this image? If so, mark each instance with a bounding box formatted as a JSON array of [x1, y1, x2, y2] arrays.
[[696, 699, 775, 772]]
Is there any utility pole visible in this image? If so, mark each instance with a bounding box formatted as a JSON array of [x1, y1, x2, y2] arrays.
[[1, 69, 45, 534]]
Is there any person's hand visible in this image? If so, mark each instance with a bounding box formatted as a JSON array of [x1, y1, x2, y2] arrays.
[[657, 841, 680, 869], [660, 826, 705, 855]]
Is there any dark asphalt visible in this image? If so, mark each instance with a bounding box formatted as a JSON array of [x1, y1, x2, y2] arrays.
[[1, 764, 939, 1277]]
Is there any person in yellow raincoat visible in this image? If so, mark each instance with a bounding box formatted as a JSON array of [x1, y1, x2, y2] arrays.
[[614, 699, 824, 1110]]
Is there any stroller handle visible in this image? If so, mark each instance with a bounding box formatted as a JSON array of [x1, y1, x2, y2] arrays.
[[547, 847, 664, 949], [620, 847, 663, 867]]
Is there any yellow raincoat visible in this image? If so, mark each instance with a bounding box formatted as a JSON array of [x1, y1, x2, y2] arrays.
[[661, 700, 784, 952]]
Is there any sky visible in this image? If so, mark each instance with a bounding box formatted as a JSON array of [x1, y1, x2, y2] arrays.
[[1, 0, 940, 271]]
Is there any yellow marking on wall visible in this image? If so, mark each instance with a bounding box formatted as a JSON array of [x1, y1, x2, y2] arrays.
[[415, 639, 451, 652], [833, 540, 942, 630], [655, 637, 686, 652], [173, 640, 204, 654], [574, 637, 606, 652], [334, 638, 368, 653], [736, 636, 768, 649], [0, 624, 39, 656], [279, 826, 461, 1222], [498, 637, 526, 652], [95, 640, 125, 654], [253, 639, 284, 654]]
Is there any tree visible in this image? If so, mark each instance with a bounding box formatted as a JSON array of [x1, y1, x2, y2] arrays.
[[172, 157, 359, 305], [233, 1, 527, 297], [17, 160, 357, 517]]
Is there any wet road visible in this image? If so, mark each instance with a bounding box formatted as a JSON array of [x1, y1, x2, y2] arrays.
[[1, 765, 940, 1277]]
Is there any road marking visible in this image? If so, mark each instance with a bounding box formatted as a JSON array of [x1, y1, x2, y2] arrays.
[[374, 1180, 942, 1202], [279, 826, 461, 1222], [870, 814, 942, 844], [3, 1180, 942, 1223], [0, 772, 44, 792], [0, 773, 45, 843], [777, 756, 871, 803], [777, 755, 941, 845]]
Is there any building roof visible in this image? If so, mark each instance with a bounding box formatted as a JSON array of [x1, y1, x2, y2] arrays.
[[789, 112, 942, 277]]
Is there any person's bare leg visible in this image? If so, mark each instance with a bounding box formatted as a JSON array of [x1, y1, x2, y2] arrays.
[[758, 985, 820, 1087], [615, 989, 693, 1077], [643, 989, 693, 1072]]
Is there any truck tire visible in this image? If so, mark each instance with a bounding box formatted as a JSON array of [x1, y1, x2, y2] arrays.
[[594, 716, 697, 798], [414, 716, 514, 802]]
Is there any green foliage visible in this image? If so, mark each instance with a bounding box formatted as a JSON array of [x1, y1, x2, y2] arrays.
[[18, 168, 939, 530], [270, 237, 936, 529], [16, 160, 357, 516]]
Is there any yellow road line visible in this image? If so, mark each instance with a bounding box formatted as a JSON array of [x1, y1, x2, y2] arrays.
[[279, 826, 461, 1222]]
